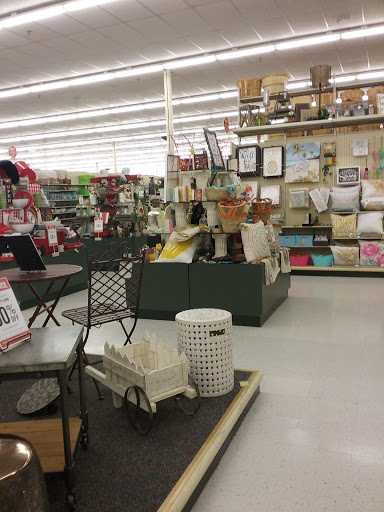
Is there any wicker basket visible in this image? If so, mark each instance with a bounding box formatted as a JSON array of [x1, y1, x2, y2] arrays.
[[251, 198, 273, 223], [205, 187, 231, 201], [219, 201, 247, 233], [262, 73, 289, 94], [236, 77, 261, 99]]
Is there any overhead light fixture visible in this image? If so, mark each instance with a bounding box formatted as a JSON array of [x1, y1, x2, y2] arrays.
[[362, 89, 369, 101], [333, 75, 357, 83], [357, 71, 384, 80], [341, 25, 384, 39], [217, 45, 275, 60], [28, 81, 71, 93], [163, 55, 216, 70], [64, 0, 119, 12], [70, 73, 114, 86], [276, 33, 340, 50], [113, 64, 163, 78], [286, 81, 310, 90], [180, 94, 220, 104], [311, 95, 317, 107], [219, 91, 238, 99], [0, 5, 65, 28]]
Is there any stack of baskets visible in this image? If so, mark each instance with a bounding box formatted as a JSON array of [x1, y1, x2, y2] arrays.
[[250, 197, 273, 224], [219, 201, 247, 233]]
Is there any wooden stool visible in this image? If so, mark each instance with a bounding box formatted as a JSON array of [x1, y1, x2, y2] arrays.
[[0, 434, 50, 512]]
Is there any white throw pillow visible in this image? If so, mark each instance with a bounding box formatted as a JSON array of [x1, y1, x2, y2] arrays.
[[357, 212, 384, 235], [241, 221, 271, 263]]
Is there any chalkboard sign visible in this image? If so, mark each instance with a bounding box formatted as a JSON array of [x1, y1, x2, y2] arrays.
[[236, 145, 261, 177], [204, 129, 225, 170], [336, 166, 360, 185]]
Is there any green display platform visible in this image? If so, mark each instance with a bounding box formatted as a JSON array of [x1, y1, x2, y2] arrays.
[[138, 263, 290, 327]]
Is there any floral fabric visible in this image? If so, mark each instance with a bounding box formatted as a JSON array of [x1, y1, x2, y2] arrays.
[[361, 179, 384, 200], [359, 241, 384, 266]]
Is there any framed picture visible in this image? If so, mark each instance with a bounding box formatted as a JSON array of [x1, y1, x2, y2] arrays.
[[262, 146, 284, 178], [260, 184, 281, 207], [236, 145, 261, 177], [377, 94, 384, 114], [285, 142, 320, 183], [336, 166, 361, 185], [353, 139, 368, 157], [204, 129, 225, 170], [289, 189, 309, 208], [240, 180, 258, 202]]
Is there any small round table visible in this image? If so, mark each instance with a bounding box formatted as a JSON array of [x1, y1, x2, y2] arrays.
[[1, 264, 82, 328], [1, 264, 83, 414]]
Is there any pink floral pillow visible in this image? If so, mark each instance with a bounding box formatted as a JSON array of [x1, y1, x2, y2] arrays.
[[359, 241, 384, 266]]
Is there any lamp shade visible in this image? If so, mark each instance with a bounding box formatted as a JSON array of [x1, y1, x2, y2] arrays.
[[310, 65, 331, 88]]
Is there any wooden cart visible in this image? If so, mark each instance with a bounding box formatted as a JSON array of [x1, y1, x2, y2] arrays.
[[85, 334, 200, 433]]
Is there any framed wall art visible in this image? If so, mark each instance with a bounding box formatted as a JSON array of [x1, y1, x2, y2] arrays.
[[377, 93, 384, 114], [262, 146, 284, 178], [236, 145, 261, 177], [260, 184, 281, 207], [289, 189, 309, 208], [285, 142, 320, 183], [204, 128, 225, 170], [336, 166, 361, 185], [353, 139, 368, 157], [240, 181, 259, 202]]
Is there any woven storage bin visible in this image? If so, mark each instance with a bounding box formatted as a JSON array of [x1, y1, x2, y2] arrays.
[[251, 197, 272, 223], [205, 187, 230, 201], [236, 77, 261, 99], [290, 95, 312, 108], [176, 308, 234, 397], [262, 73, 289, 94], [219, 201, 247, 233]]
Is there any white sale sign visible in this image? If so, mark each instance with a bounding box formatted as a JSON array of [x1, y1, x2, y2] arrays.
[[0, 277, 30, 351], [47, 225, 58, 247], [94, 217, 103, 234]]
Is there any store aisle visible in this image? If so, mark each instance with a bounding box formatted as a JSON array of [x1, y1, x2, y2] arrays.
[[22, 276, 384, 511]]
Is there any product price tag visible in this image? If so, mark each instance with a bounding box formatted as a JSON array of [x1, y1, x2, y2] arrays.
[[0, 278, 30, 352], [5, 183, 12, 207], [47, 225, 58, 247], [78, 195, 84, 204], [94, 217, 103, 239]]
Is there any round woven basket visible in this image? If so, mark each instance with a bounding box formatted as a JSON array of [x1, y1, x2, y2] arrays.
[[250, 197, 272, 215], [236, 77, 261, 99], [205, 188, 231, 201], [219, 201, 247, 233], [262, 73, 289, 94]]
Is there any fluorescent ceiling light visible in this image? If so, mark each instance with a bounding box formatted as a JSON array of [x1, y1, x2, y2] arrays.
[[180, 94, 220, 104], [357, 71, 384, 80], [219, 91, 238, 99], [217, 45, 275, 60], [64, 0, 119, 12], [29, 81, 71, 93], [163, 55, 216, 70], [333, 75, 357, 83], [0, 88, 28, 99], [0, 5, 65, 28], [286, 81, 309, 90], [276, 33, 340, 50], [113, 65, 163, 78], [70, 73, 114, 86], [341, 25, 384, 39]]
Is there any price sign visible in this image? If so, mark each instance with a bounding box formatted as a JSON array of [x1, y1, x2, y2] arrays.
[[94, 217, 103, 239], [5, 183, 12, 207], [47, 225, 58, 246], [0, 278, 30, 351]]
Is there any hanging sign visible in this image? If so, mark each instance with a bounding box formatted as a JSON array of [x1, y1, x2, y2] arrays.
[[0, 277, 30, 352], [94, 217, 103, 240], [8, 146, 17, 158]]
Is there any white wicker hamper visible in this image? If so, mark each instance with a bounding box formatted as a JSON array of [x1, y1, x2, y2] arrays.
[[176, 308, 234, 397]]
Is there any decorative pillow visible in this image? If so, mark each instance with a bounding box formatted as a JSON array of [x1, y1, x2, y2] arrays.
[[359, 241, 384, 266], [331, 214, 357, 238], [290, 254, 310, 266], [241, 221, 271, 263], [264, 221, 281, 252], [357, 212, 384, 235], [331, 246, 359, 266], [311, 254, 334, 267], [361, 197, 384, 211], [361, 179, 384, 200], [330, 186, 360, 212], [157, 236, 199, 263], [272, 224, 281, 250]]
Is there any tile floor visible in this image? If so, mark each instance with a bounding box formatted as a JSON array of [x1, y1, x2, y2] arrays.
[[23, 275, 384, 511]]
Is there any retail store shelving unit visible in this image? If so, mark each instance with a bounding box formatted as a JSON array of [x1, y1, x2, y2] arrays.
[[42, 184, 89, 222]]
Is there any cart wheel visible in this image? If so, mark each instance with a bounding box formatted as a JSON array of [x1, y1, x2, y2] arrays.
[[175, 375, 201, 415], [67, 493, 75, 511], [80, 432, 89, 450], [124, 386, 154, 435]]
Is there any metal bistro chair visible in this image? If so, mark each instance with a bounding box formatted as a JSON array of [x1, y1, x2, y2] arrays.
[[62, 242, 145, 398]]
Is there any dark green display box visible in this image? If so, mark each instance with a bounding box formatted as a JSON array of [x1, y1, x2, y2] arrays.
[[138, 263, 290, 327], [138, 263, 190, 320]]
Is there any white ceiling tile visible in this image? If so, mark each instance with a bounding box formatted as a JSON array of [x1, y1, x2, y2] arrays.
[[194, 1, 251, 30], [67, 7, 121, 29], [97, 23, 147, 46], [218, 27, 263, 47], [42, 36, 87, 55], [4, 23, 62, 42], [38, 15, 89, 36], [69, 30, 117, 50], [285, 11, 328, 35], [362, 0, 384, 24], [188, 31, 232, 52], [0, 29, 30, 47], [102, 1, 153, 21], [127, 16, 181, 42], [161, 9, 213, 35], [139, 0, 189, 14], [232, 0, 282, 20]]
